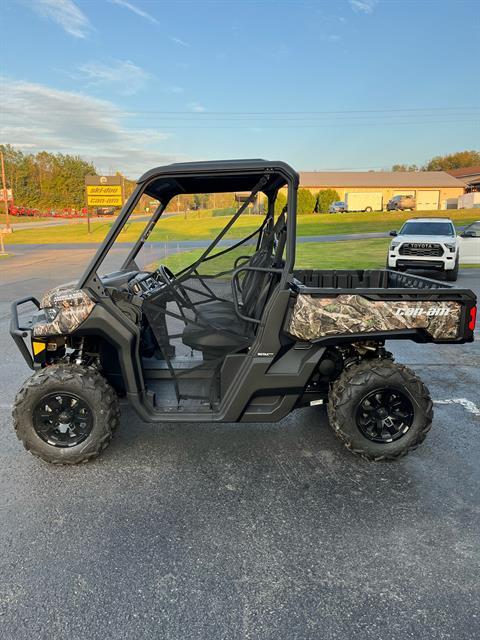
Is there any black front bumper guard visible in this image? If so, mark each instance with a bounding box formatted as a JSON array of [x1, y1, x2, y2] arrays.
[[10, 296, 41, 369]]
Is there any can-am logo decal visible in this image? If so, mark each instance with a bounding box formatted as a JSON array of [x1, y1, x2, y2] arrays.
[[395, 307, 451, 317]]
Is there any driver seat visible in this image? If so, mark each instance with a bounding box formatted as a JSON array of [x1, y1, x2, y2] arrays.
[[181, 212, 287, 358]]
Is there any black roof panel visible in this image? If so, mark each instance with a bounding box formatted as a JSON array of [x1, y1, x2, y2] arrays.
[[137, 159, 298, 201]]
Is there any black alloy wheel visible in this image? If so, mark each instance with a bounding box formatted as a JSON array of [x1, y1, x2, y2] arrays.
[[33, 392, 94, 448], [355, 387, 414, 443]]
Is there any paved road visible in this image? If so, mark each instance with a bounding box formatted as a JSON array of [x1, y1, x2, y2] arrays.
[[4, 231, 389, 257], [0, 248, 479, 639]]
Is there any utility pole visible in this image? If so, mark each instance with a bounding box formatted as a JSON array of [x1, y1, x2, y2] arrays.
[[1, 150, 11, 231]]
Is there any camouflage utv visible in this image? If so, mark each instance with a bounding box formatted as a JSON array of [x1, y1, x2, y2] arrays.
[[10, 160, 477, 464]]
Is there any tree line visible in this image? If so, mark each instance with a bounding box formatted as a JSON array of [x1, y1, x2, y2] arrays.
[[1, 145, 478, 212], [392, 150, 480, 172], [0, 144, 97, 210]]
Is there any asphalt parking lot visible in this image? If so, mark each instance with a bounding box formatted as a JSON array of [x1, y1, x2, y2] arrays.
[[0, 249, 479, 640]]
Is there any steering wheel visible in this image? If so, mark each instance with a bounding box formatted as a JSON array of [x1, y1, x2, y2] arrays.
[[156, 265, 176, 286], [155, 264, 193, 306]]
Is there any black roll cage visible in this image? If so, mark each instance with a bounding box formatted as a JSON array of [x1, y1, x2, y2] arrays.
[[78, 159, 299, 293]]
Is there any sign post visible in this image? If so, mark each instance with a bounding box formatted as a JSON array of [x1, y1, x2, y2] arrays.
[[0, 150, 12, 232], [85, 175, 123, 234]]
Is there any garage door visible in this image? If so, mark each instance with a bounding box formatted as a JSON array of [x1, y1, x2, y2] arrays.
[[417, 190, 439, 211]]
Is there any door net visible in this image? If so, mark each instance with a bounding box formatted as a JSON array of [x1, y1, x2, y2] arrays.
[[141, 192, 287, 407]]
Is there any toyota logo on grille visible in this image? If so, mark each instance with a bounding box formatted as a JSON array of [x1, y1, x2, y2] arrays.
[[410, 243, 432, 248]]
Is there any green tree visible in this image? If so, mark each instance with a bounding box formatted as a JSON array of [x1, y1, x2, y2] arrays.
[[392, 164, 419, 172], [274, 191, 287, 217], [297, 188, 316, 215], [192, 193, 211, 209], [425, 150, 480, 171], [0, 145, 97, 210], [315, 189, 341, 213]]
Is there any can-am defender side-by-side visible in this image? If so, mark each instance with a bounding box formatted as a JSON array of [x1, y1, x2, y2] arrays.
[[10, 160, 477, 464]]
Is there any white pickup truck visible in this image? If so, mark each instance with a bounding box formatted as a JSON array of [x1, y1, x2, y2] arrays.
[[387, 217, 459, 281], [457, 221, 480, 263]]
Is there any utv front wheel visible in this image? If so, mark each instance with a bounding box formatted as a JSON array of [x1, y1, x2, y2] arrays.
[[13, 364, 120, 464], [327, 359, 433, 461]]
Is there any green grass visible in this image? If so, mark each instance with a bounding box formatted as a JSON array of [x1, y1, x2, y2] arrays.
[[3, 208, 479, 245], [0, 214, 50, 225], [163, 238, 480, 273], [163, 239, 391, 273], [3, 220, 115, 244]]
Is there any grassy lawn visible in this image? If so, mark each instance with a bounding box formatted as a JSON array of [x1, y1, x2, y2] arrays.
[[163, 238, 480, 274], [163, 239, 391, 273], [3, 208, 479, 245], [0, 214, 51, 225]]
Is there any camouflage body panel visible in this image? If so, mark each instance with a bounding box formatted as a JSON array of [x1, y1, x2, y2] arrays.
[[287, 294, 462, 341], [33, 284, 95, 337]]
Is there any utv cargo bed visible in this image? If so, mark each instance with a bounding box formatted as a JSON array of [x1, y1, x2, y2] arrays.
[[289, 269, 476, 344]]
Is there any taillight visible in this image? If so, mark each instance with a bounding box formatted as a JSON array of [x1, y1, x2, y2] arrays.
[[469, 306, 477, 331]]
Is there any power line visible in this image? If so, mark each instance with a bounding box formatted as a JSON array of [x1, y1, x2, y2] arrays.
[[121, 118, 480, 129], [6, 106, 478, 116]]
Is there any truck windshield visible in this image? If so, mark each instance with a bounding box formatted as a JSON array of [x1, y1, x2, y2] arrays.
[[400, 222, 454, 236]]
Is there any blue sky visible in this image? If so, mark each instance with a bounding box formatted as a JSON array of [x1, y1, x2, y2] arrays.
[[1, 0, 479, 177]]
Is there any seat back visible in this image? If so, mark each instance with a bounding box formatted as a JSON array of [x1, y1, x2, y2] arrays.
[[241, 209, 287, 318]]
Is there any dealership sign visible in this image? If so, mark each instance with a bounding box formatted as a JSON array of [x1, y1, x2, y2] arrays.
[[85, 175, 123, 206]]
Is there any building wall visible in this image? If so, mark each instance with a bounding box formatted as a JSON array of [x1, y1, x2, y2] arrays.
[[301, 186, 465, 210]]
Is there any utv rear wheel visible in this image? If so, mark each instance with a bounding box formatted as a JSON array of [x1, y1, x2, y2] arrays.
[[13, 364, 120, 464], [327, 359, 433, 461]]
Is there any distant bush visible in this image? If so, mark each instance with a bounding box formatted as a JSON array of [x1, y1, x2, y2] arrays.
[[297, 188, 316, 215], [185, 209, 214, 219], [316, 189, 341, 213], [212, 207, 236, 217]]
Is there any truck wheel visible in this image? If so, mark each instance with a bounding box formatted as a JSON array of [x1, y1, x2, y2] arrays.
[[13, 364, 120, 465], [445, 257, 459, 282], [364, 207, 373, 212], [327, 359, 433, 461]]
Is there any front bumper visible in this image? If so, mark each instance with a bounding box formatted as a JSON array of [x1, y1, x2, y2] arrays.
[[388, 250, 457, 271], [10, 297, 41, 369]]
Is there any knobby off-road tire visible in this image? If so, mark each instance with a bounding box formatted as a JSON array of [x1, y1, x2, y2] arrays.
[[13, 364, 120, 464], [327, 359, 433, 461]]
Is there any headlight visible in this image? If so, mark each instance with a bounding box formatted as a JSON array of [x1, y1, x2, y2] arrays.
[[33, 287, 95, 337], [444, 243, 456, 252], [44, 307, 59, 322], [390, 241, 400, 249]]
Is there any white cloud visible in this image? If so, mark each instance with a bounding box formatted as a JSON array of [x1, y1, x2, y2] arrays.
[[169, 36, 190, 47], [349, 0, 378, 13], [165, 86, 184, 94], [187, 102, 206, 113], [109, 0, 159, 24], [78, 59, 151, 95], [0, 78, 180, 176], [320, 34, 341, 42], [29, 0, 90, 38]]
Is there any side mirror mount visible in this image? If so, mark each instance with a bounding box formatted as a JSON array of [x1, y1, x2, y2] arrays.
[[389, 230, 397, 237]]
